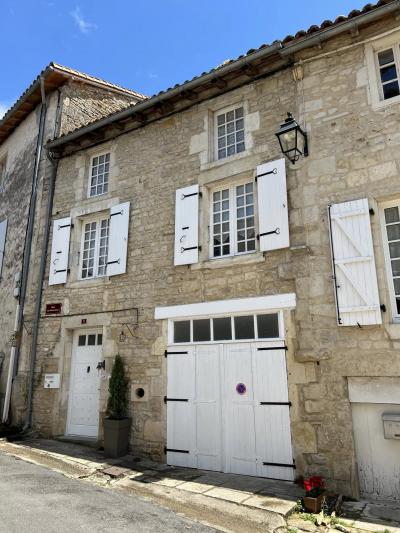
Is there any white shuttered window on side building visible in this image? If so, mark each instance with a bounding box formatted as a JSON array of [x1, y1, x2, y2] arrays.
[[328, 198, 382, 326], [381, 200, 400, 321]]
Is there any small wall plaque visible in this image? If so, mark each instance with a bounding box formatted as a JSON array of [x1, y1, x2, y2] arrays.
[[45, 303, 62, 315], [44, 373, 60, 389]]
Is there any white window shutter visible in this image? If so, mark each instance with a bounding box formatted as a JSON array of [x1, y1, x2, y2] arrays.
[[174, 185, 200, 266], [107, 202, 130, 277], [328, 198, 382, 326], [256, 158, 289, 252], [0, 219, 8, 279], [49, 217, 72, 285]]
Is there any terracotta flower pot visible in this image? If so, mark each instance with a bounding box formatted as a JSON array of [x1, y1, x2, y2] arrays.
[[303, 493, 324, 513]]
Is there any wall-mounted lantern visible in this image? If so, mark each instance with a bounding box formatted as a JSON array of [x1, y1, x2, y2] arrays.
[[275, 112, 309, 164]]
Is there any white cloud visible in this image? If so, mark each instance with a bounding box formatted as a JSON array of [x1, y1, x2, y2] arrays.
[[70, 6, 97, 34]]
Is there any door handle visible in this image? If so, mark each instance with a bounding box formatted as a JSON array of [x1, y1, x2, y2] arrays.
[[87, 366, 90, 373]]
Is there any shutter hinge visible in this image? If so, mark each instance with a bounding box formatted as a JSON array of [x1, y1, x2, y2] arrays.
[[107, 259, 121, 265], [369, 208, 375, 216], [164, 396, 189, 403], [110, 210, 124, 217], [164, 447, 189, 454], [181, 191, 202, 200], [58, 223, 74, 230], [164, 350, 189, 357], [380, 304, 386, 312], [54, 268, 70, 274], [257, 228, 280, 240], [255, 168, 277, 182], [181, 246, 201, 253]]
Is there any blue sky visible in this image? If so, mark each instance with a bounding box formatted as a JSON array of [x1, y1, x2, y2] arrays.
[[0, 0, 368, 117]]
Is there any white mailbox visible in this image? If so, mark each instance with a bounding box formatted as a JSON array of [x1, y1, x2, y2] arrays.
[[382, 413, 400, 440], [44, 373, 60, 389]]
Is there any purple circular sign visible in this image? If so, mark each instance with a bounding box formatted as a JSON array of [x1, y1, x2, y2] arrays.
[[236, 383, 247, 395]]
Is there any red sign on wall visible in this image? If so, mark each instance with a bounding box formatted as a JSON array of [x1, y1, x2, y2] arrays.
[[45, 303, 62, 315]]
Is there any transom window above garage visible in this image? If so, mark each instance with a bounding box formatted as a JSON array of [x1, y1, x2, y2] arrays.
[[211, 182, 256, 258], [172, 313, 280, 344]]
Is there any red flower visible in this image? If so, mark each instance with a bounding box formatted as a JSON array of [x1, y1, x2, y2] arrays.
[[304, 476, 325, 492]]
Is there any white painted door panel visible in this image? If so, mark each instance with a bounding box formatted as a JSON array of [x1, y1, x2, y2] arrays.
[[67, 332, 102, 438], [253, 345, 294, 480], [352, 403, 400, 501], [166, 348, 196, 468], [224, 343, 257, 476], [195, 345, 222, 471]]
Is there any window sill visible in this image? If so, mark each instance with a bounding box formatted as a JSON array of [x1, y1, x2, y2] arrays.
[[191, 252, 265, 270], [200, 150, 250, 173], [66, 276, 111, 289], [372, 95, 400, 111]]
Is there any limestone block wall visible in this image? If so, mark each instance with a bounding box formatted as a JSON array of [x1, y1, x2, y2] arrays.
[[30, 19, 400, 497]]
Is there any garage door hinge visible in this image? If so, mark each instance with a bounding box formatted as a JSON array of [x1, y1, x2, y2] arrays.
[[164, 396, 189, 403], [164, 350, 189, 357], [257, 345, 287, 351], [260, 401, 292, 407], [164, 447, 189, 454], [262, 460, 296, 469]]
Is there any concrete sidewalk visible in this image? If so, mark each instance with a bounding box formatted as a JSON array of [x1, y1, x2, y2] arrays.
[[0, 437, 399, 533]]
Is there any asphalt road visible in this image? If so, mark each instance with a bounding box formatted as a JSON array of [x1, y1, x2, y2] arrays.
[[0, 453, 216, 533]]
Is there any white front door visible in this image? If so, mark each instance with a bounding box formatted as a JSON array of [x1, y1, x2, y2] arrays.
[[166, 341, 294, 480], [66, 331, 103, 438]]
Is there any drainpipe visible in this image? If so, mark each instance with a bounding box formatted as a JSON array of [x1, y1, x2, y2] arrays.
[[1, 77, 48, 424], [24, 149, 59, 430]]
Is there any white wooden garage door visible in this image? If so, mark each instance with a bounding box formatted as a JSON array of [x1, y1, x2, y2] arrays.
[[166, 342, 294, 480]]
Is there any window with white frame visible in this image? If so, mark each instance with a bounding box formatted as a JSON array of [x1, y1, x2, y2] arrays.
[[80, 217, 110, 279], [215, 106, 245, 160], [172, 313, 280, 344], [211, 181, 256, 258], [376, 46, 400, 101], [382, 203, 400, 318], [89, 153, 110, 197]]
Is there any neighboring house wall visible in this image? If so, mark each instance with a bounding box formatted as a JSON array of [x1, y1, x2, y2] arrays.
[[1, 77, 141, 423], [0, 91, 59, 415], [30, 17, 400, 497]]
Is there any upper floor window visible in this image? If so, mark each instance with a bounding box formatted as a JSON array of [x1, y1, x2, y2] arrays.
[[89, 153, 110, 197], [377, 47, 400, 101], [382, 202, 400, 320], [80, 217, 110, 279], [215, 106, 245, 160], [211, 181, 256, 258]]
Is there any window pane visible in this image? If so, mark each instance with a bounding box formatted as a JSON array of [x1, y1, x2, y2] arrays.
[[89, 153, 110, 197], [385, 207, 399, 224], [193, 319, 211, 342], [380, 64, 397, 83], [389, 241, 400, 258], [391, 259, 400, 277], [78, 335, 86, 346], [257, 314, 279, 338], [383, 81, 400, 100], [97, 334, 103, 345], [234, 316, 254, 339], [213, 317, 232, 340], [215, 107, 245, 159], [394, 278, 400, 295], [378, 48, 394, 66], [212, 189, 230, 257], [236, 182, 256, 254], [88, 334, 96, 346], [174, 321, 190, 343], [387, 224, 400, 242]]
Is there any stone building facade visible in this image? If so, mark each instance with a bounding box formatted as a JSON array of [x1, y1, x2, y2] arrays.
[[0, 63, 144, 422], [22, 2, 400, 500]]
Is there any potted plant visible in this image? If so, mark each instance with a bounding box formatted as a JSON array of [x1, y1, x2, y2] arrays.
[[103, 354, 131, 458], [303, 476, 325, 513]]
